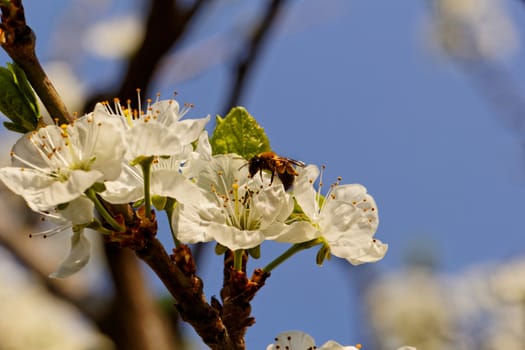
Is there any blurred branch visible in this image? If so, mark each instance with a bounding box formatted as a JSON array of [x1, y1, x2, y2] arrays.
[[222, 0, 287, 115], [0, 232, 95, 319], [85, 0, 210, 109], [456, 58, 525, 138], [0, 0, 71, 124], [101, 245, 176, 350]]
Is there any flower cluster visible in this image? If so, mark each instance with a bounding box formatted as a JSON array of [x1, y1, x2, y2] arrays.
[[267, 331, 416, 350], [0, 99, 387, 277]]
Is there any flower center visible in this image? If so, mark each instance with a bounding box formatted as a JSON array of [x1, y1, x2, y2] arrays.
[[10, 122, 98, 182], [211, 172, 260, 231]]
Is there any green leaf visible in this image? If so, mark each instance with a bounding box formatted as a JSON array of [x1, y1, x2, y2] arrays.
[[0, 63, 40, 133], [210, 107, 271, 159], [8, 62, 40, 118], [3, 121, 27, 133]]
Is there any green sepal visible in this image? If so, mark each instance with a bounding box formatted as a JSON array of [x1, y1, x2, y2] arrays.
[[215, 243, 228, 255], [248, 245, 260, 259], [133, 199, 145, 208], [152, 195, 167, 211], [0, 63, 40, 133], [316, 242, 331, 266], [56, 202, 69, 210], [210, 107, 271, 159], [130, 155, 153, 167], [90, 182, 107, 193]]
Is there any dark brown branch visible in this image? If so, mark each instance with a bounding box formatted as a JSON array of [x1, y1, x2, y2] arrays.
[[220, 266, 270, 349], [0, 0, 72, 124], [135, 238, 237, 350], [222, 0, 287, 115]]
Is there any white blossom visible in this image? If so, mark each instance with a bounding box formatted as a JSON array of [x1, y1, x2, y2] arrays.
[[290, 165, 387, 265], [428, 0, 518, 59], [172, 154, 295, 250], [104, 98, 209, 161], [0, 109, 124, 211], [266, 331, 414, 350]]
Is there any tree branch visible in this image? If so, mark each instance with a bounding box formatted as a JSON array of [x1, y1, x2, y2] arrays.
[[135, 239, 238, 349], [85, 0, 210, 110], [0, 0, 72, 124], [222, 0, 287, 115]]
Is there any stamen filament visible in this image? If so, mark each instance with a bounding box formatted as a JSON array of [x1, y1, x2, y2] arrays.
[[30, 223, 72, 239]]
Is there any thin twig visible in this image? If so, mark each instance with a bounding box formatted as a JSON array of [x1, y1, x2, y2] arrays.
[[222, 0, 287, 115]]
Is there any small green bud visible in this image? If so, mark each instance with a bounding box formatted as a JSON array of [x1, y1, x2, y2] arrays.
[[90, 182, 107, 193]]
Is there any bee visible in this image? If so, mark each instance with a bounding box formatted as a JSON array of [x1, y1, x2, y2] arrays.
[[248, 151, 305, 190]]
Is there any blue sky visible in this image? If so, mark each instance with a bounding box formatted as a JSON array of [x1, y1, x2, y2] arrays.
[[2, 0, 525, 348]]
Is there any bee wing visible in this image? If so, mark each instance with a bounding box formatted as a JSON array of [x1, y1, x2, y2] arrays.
[[287, 158, 306, 167]]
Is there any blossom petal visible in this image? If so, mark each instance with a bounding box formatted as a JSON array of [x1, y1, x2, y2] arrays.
[[49, 229, 91, 278], [0, 167, 103, 210], [211, 223, 265, 250], [73, 112, 126, 180], [176, 116, 210, 145], [265, 221, 318, 243], [293, 165, 321, 219], [319, 340, 360, 350], [171, 202, 223, 244], [11, 127, 62, 168], [253, 184, 293, 229], [266, 331, 316, 350], [58, 196, 94, 225], [125, 121, 186, 159], [331, 237, 388, 265], [182, 131, 213, 179], [101, 165, 144, 203], [150, 169, 208, 205]]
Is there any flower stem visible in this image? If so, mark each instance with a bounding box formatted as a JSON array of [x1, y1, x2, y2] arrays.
[[85, 188, 125, 232], [164, 197, 181, 247], [139, 156, 154, 220], [233, 250, 244, 271], [262, 238, 323, 273]]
